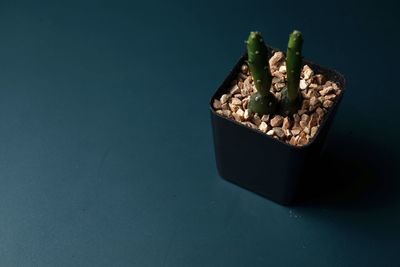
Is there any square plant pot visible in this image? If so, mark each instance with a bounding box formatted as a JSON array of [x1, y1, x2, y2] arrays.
[[209, 46, 345, 205]]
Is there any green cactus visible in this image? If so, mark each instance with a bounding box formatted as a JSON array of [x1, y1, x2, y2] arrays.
[[280, 30, 303, 116], [246, 32, 278, 115]]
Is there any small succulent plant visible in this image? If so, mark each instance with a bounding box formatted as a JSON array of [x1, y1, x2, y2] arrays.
[[280, 30, 303, 115], [246, 32, 278, 115], [246, 30, 303, 116]]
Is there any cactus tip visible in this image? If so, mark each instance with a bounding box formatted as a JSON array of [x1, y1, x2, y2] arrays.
[[292, 30, 302, 36], [249, 31, 262, 40]]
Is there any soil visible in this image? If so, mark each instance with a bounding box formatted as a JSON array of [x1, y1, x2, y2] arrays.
[[212, 51, 342, 146]]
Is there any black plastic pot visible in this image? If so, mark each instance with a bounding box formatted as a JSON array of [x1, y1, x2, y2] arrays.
[[209, 46, 345, 205]]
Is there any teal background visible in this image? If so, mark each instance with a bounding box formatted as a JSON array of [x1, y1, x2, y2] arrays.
[[0, 0, 399, 266]]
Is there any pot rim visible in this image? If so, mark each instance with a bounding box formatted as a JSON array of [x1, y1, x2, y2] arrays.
[[209, 46, 346, 150]]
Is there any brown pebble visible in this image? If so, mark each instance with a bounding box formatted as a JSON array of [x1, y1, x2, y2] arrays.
[[222, 110, 231, 117], [266, 129, 274, 136], [269, 52, 284, 68], [231, 98, 242, 106], [236, 108, 244, 117], [220, 94, 230, 104], [291, 128, 301, 135], [301, 114, 310, 122], [303, 65, 314, 80], [213, 99, 221, 109], [301, 100, 310, 111], [259, 122, 269, 133], [300, 114, 310, 128], [282, 117, 291, 130], [244, 109, 251, 120], [301, 90, 310, 99], [298, 109, 308, 115], [273, 127, 285, 138], [289, 136, 298, 146], [261, 115, 269, 122], [232, 113, 242, 121], [229, 103, 238, 112], [308, 113, 318, 128], [252, 114, 262, 126], [270, 115, 284, 127], [324, 94, 336, 101], [319, 86, 334, 96], [313, 74, 326, 85], [230, 85, 240, 94], [274, 83, 285, 91], [238, 81, 244, 89], [297, 132, 308, 146], [323, 100, 333, 108], [242, 98, 249, 109], [309, 96, 319, 107], [241, 80, 253, 96], [300, 79, 308, 90], [272, 76, 284, 84], [273, 71, 285, 79], [316, 107, 324, 117], [310, 126, 318, 137], [242, 121, 257, 129]]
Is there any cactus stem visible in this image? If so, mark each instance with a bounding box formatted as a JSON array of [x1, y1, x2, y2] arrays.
[[279, 30, 303, 116], [286, 30, 303, 103], [246, 31, 278, 115]]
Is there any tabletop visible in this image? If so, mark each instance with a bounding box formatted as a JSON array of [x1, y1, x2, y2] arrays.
[[0, 0, 399, 266]]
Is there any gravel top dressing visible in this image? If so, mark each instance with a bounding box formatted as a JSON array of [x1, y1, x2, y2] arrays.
[[212, 51, 343, 146]]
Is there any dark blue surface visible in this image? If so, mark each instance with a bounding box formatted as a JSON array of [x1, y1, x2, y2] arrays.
[[0, 1, 399, 266]]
